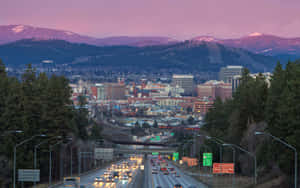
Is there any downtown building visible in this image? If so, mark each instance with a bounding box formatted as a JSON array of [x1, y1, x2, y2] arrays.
[[91, 82, 126, 101], [219, 65, 243, 83], [171, 74, 194, 96], [197, 80, 232, 101]]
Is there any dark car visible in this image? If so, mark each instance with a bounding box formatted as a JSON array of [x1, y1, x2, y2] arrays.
[[174, 184, 182, 188]]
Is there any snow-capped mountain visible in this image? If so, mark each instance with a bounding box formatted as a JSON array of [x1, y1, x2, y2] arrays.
[[190, 32, 300, 60], [0, 25, 177, 46], [220, 33, 300, 56], [191, 36, 218, 42]]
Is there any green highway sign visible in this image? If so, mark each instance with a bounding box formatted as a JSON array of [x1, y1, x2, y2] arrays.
[[173, 152, 179, 161], [152, 152, 159, 155], [155, 136, 160, 141], [203, 153, 212, 166], [171, 132, 175, 136]]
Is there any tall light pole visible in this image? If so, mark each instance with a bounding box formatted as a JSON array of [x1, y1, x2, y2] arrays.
[[13, 134, 46, 188], [197, 134, 225, 163], [49, 140, 64, 186], [223, 143, 257, 185], [255, 131, 297, 188], [223, 144, 236, 188], [33, 136, 61, 188], [63, 138, 73, 178]]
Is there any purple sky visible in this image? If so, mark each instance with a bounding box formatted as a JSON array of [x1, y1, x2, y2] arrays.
[[1, 0, 300, 39]]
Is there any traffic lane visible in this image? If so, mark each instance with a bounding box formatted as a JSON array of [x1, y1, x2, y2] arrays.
[[149, 156, 207, 188], [59, 160, 127, 188], [168, 162, 208, 188]]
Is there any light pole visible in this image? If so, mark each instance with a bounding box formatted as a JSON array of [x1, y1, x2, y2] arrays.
[[63, 138, 73, 177], [255, 131, 297, 188], [223, 144, 236, 188], [197, 134, 225, 163], [13, 134, 46, 188], [223, 143, 257, 185], [49, 140, 64, 186], [33, 136, 61, 188]]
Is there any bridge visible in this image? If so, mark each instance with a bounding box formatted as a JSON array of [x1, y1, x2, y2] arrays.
[[115, 147, 177, 154]]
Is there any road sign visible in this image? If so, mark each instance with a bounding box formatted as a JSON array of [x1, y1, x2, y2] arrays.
[[155, 136, 160, 141], [94, 148, 114, 160], [203, 153, 212, 166], [152, 152, 159, 155], [18, 169, 40, 182], [213, 163, 235, 174], [171, 132, 175, 136], [173, 152, 179, 161]]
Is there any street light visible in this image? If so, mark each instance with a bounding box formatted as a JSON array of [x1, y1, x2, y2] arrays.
[[49, 140, 64, 186], [223, 143, 236, 188], [223, 143, 257, 185], [13, 134, 47, 188], [64, 138, 74, 177], [198, 134, 225, 163], [33, 136, 62, 188], [255, 131, 297, 188]]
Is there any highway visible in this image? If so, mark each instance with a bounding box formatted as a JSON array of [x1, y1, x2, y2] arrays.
[[58, 156, 142, 188], [145, 156, 207, 188]]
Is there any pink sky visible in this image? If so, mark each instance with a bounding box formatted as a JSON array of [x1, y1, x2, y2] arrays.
[[1, 0, 300, 39]]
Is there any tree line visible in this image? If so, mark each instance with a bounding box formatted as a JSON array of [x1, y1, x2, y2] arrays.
[[204, 60, 300, 185], [0, 59, 101, 186]]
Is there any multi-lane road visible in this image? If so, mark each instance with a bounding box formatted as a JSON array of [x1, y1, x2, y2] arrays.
[[57, 156, 142, 188], [145, 156, 207, 188]]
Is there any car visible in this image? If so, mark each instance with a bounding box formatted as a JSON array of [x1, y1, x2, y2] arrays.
[[94, 176, 105, 183], [63, 177, 80, 188], [163, 171, 169, 175], [174, 184, 182, 188], [106, 176, 114, 182], [152, 170, 158, 174], [168, 167, 175, 171]]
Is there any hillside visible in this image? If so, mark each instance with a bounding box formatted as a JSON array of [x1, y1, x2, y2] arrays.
[[0, 39, 276, 73]]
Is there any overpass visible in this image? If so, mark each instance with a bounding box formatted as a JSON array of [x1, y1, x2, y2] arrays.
[[115, 147, 177, 154]]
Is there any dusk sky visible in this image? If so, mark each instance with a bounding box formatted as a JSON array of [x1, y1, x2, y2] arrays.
[[1, 0, 300, 39]]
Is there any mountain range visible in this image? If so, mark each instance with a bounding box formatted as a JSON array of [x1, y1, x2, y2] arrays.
[[0, 39, 275, 73], [1, 25, 300, 60], [1, 24, 299, 73], [0, 25, 177, 47]]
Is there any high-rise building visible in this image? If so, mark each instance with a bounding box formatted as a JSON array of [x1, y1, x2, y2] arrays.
[[219, 66, 243, 83], [197, 84, 216, 99], [93, 83, 126, 100], [172, 74, 194, 95], [197, 80, 232, 101], [105, 83, 126, 100]]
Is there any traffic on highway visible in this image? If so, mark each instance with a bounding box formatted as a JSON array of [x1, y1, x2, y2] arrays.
[[60, 155, 143, 188], [146, 155, 207, 188]]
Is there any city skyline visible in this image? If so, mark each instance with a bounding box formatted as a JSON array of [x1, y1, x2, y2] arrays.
[[1, 0, 300, 39]]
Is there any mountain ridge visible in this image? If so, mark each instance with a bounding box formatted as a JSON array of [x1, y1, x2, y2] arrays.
[[0, 39, 276, 73], [0, 24, 177, 46]]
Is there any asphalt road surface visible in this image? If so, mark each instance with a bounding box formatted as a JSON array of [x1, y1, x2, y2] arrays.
[[145, 156, 208, 188], [58, 156, 141, 188]]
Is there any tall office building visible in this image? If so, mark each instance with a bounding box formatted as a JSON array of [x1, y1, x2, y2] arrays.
[[197, 80, 232, 101], [172, 74, 194, 95], [93, 83, 126, 100], [219, 66, 243, 83]]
